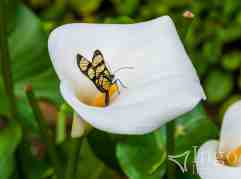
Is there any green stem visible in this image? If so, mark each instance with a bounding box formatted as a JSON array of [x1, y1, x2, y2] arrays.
[[180, 14, 195, 52], [166, 121, 176, 179], [0, 2, 25, 179], [65, 138, 82, 179], [25, 85, 63, 179], [0, 0, 17, 120], [56, 104, 68, 144]]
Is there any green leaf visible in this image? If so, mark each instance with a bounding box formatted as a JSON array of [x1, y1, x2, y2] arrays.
[[111, 0, 140, 16], [19, 141, 52, 179], [0, 122, 22, 179], [88, 130, 122, 173], [0, 4, 62, 127], [69, 0, 103, 15], [0, 155, 14, 179], [76, 139, 118, 179], [176, 104, 218, 153], [174, 104, 218, 174], [8, 5, 61, 103], [204, 69, 234, 104], [116, 130, 166, 179], [177, 172, 201, 179], [222, 51, 241, 71], [115, 104, 217, 179]]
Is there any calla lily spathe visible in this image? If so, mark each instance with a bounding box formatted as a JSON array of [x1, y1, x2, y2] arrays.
[[197, 101, 241, 179], [48, 16, 205, 135]]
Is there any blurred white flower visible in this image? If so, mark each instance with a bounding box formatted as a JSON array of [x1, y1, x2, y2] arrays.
[[48, 16, 205, 135], [197, 101, 241, 179]]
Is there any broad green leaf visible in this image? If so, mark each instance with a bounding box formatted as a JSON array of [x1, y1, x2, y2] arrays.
[[0, 4, 62, 126], [176, 104, 218, 153], [0, 122, 22, 161], [116, 130, 166, 179], [174, 104, 218, 173], [76, 139, 118, 179], [115, 104, 217, 179], [177, 172, 201, 179], [0, 122, 22, 179], [88, 129, 123, 173], [8, 4, 61, 103], [165, 104, 218, 174], [0, 155, 14, 179]]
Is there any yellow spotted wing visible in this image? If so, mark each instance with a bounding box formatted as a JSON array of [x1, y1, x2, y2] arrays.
[[77, 50, 114, 93]]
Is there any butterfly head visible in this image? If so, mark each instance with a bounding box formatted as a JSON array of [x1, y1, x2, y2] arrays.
[[110, 74, 115, 81]]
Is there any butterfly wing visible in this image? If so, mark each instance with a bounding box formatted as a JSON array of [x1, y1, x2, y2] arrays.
[[77, 53, 95, 80], [96, 64, 106, 77], [77, 54, 90, 72], [92, 50, 114, 91], [77, 50, 114, 93], [92, 50, 113, 78], [92, 50, 105, 67]]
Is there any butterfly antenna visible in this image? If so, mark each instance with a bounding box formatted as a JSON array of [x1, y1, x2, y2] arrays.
[[114, 79, 127, 89], [113, 66, 134, 74], [106, 62, 113, 74]]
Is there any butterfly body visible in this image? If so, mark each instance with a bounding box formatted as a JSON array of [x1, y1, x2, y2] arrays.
[[77, 50, 117, 105]]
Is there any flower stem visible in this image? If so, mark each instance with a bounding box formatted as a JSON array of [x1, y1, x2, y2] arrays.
[[56, 104, 69, 144], [0, 0, 17, 120], [0, 1, 26, 179], [166, 121, 176, 179], [180, 11, 195, 50], [25, 85, 63, 179], [65, 137, 83, 179]]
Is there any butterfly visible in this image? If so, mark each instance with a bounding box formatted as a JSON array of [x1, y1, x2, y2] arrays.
[[77, 49, 132, 105]]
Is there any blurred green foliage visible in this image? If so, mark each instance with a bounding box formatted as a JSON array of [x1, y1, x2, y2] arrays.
[[0, 122, 22, 179]]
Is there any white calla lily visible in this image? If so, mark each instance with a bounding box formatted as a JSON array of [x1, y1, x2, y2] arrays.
[[197, 101, 241, 179], [48, 16, 205, 135]]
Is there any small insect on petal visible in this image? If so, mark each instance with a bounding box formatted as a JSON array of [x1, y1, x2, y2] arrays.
[[92, 84, 118, 107], [183, 11, 195, 19]]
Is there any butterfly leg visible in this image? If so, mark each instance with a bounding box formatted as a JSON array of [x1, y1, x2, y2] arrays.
[[105, 91, 110, 106], [114, 79, 127, 89], [113, 81, 120, 95]]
